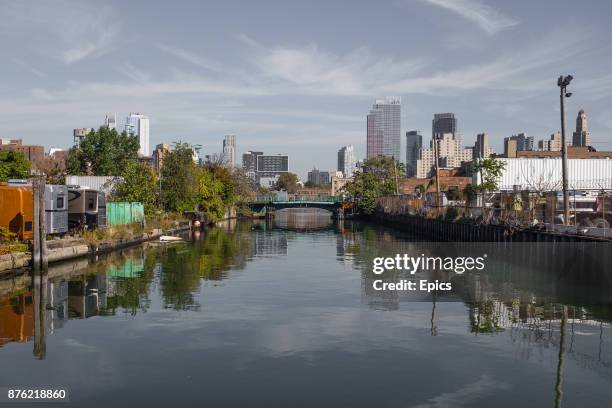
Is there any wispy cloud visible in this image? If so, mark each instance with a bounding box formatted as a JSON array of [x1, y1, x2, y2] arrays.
[[242, 35, 429, 96], [416, 0, 519, 35], [11, 58, 46, 78], [156, 44, 228, 73], [0, 0, 120, 64], [116, 63, 151, 83]]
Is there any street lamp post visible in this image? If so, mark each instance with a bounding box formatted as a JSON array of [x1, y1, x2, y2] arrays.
[[433, 133, 441, 216], [557, 75, 573, 226]]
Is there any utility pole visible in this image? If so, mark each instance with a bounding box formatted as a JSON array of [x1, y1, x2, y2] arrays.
[[558, 75, 573, 225], [393, 158, 399, 195], [433, 133, 441, 216]]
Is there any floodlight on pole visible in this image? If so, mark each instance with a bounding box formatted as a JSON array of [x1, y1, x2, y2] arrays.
[[557, 75, 573, 225]]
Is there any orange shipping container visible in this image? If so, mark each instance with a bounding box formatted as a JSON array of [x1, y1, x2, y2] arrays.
[[0, 185, 34, 241]]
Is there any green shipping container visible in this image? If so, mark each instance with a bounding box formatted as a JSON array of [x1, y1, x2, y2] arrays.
[[106, 202, 145, 226]]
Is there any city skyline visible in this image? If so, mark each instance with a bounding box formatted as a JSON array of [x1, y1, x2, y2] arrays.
[[1, 0, 612, 177]]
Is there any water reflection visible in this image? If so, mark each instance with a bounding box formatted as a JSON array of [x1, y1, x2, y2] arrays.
[[0, 220, 610, 407], [274, 208, 333, 230]]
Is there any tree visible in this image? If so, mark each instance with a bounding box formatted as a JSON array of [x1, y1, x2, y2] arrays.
[[343, 156, 405, 214], [112, 161, 159, 215], [472, 158, 506, 209], [0, 150, 30, 181], [197, 164, 253, 221], [161, 142, 199, 213], [66, 127, 139, 176], [32, 154, 66, 185], [197, 168, 226, 221], [361, 156, 405, 194], [276, 172, 299, 193]]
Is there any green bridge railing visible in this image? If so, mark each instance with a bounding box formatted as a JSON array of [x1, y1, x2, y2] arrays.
[[252, 195, 343, 204]]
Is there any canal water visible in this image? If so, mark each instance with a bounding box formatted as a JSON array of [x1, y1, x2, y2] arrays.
[[1, 209, 611, 407]]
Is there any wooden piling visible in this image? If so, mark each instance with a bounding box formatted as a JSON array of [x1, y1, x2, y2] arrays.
[[32, 178, 41, 271], [39, 177, 47, 270], [31, 177, 48, 271]]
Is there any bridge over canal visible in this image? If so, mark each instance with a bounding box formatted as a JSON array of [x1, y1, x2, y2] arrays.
[[248, 195, 344, 217]]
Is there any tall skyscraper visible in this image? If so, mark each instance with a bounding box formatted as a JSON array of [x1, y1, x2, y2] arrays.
[[432, 113, 457, 137], [223, 134, 236, 166], [474, 133, 492, 159], [103, 114, 116, 130], [366, 97, 401, 160], [125, 113, 150, 157], [572, 109, 591, 147], [405, 131, 423, 177], [337, 145, 356, 178]]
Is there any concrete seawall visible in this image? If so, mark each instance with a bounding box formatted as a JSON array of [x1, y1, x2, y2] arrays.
[[0, 225, 192, 275]]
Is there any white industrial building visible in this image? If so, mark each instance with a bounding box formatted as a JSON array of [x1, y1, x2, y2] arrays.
[[476, 158, 612, 192]]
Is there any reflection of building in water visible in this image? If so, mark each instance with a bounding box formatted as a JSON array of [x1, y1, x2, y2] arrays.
[[46, 279, 69, 334], [0, 292, 35, 346], [107, 257, 145, 279], [252, 231, 288, 257]]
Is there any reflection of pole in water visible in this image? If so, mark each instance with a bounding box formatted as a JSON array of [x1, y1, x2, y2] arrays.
[[430, 292, 438, 336], [599, 321, 604, 362], [554, 305, 568, 408], [33, 271, 48, 360]]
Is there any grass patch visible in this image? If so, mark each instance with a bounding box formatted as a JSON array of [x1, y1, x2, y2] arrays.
[[0, 242, 29, 256]]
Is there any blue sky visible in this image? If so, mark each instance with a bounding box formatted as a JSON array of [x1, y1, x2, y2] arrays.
[[1, 0, 612, 178]]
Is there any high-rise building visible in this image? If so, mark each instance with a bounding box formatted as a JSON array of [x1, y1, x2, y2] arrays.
[[474, 133, 492, 159], [432, 113, 457, 137], [504, 138, 518, 158], [256, 154, 289, 179], [125, 113, 150, 157], [415, 133, 472, 178], [242, 151, 263, 178], [337, 145, 356, 178], [504, 133, 533, 157], [223, 134, 236, 166], [572, 109, 591, 147], [516, 133, 534, 151], [405, 131, 423, 177], [307, 168, 330, 185], [366, 97, 401, 160], [538, 132, 563, 151], [103, 114, 116, 130], [73, 128, 93, 147]]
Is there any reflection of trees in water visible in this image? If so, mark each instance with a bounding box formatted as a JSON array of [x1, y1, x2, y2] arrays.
[[158, 222, 255, 311], [103, 250, 156, 316]]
